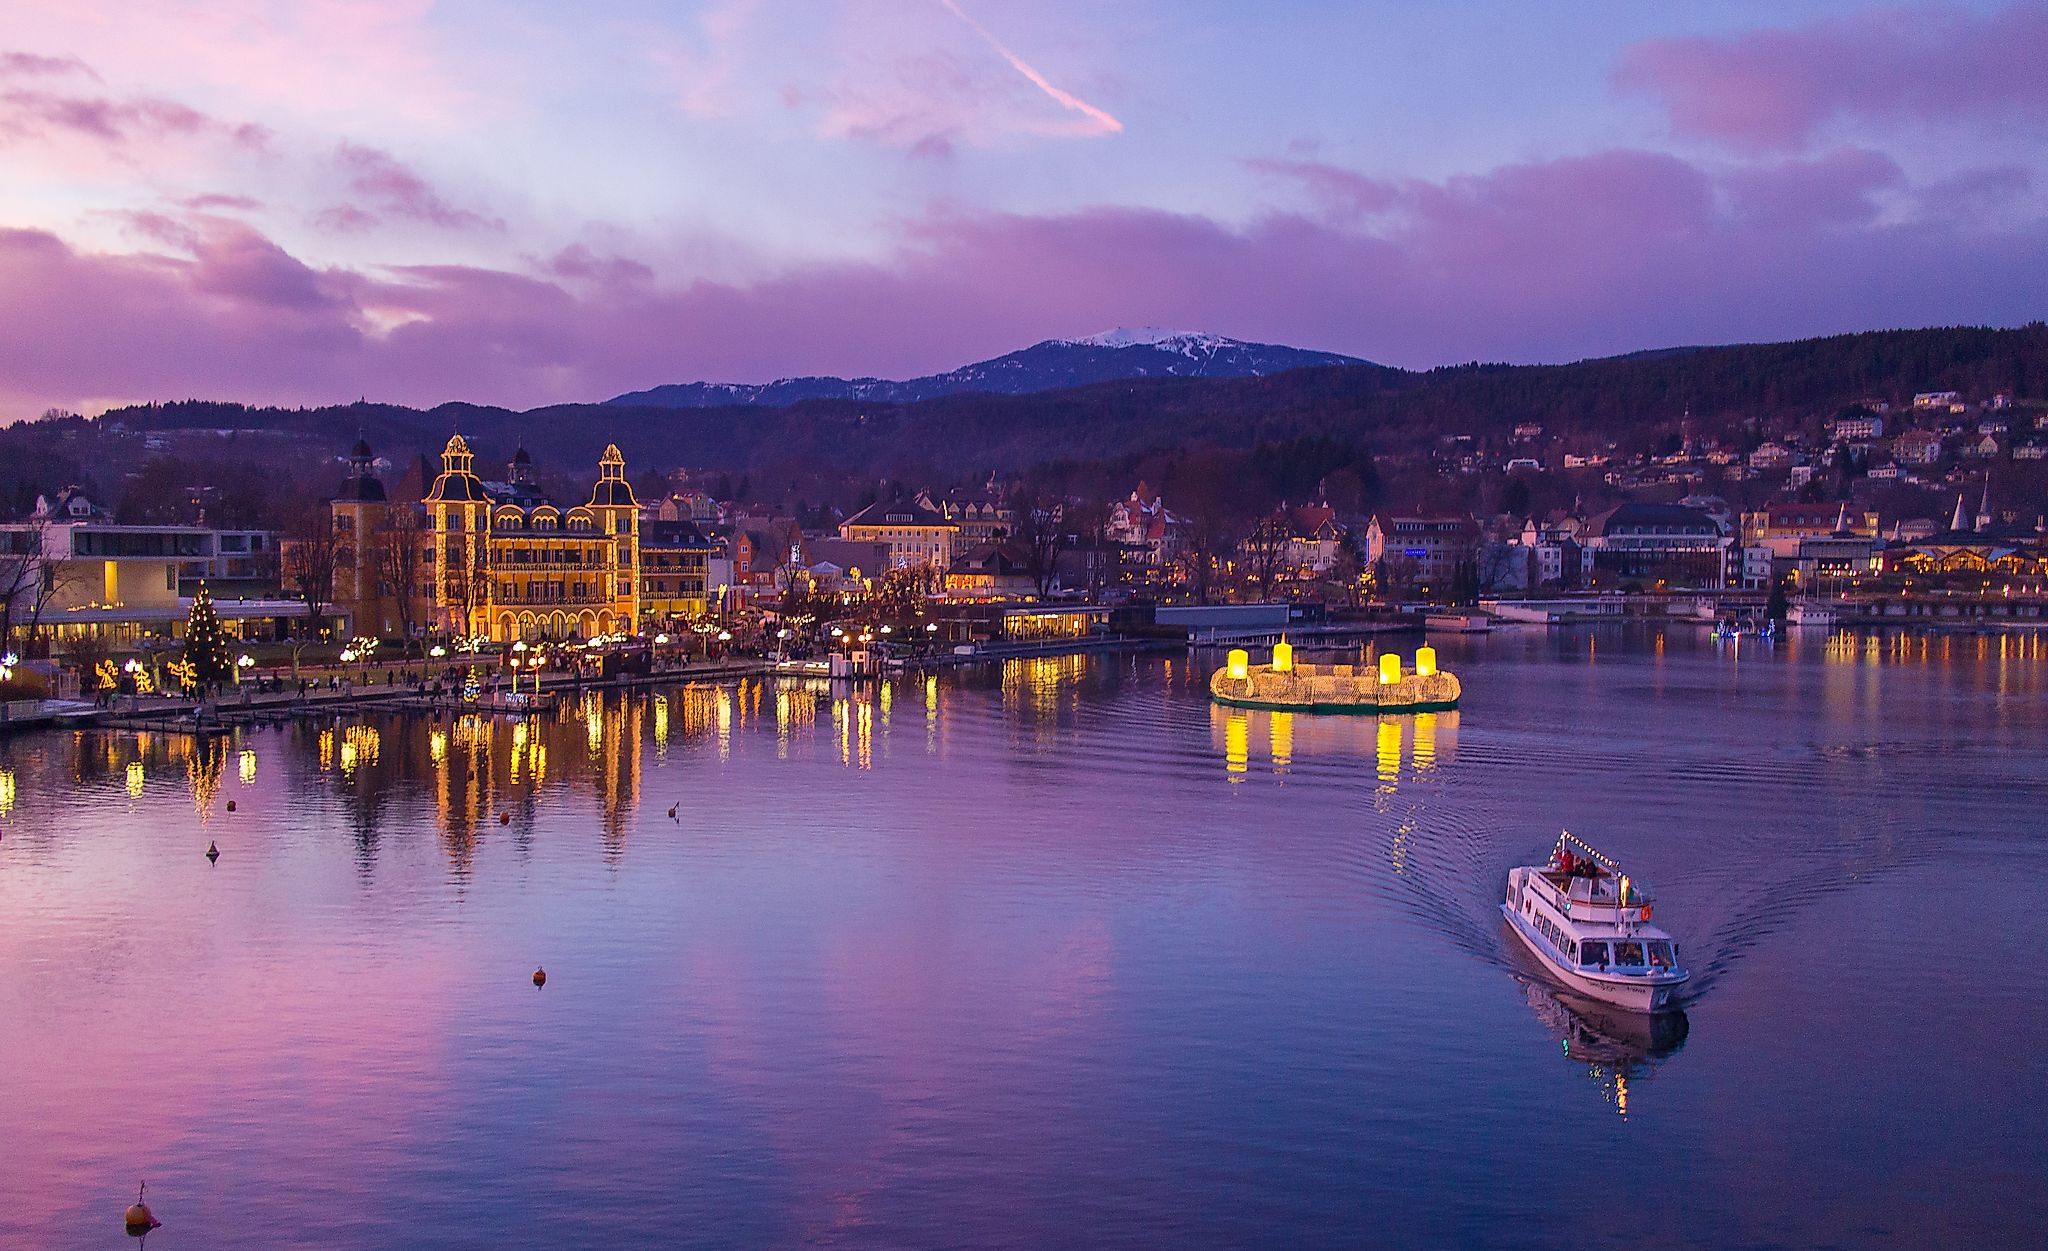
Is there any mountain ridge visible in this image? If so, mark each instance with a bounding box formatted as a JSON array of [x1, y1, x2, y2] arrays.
[[605, 329, 1371, 409]]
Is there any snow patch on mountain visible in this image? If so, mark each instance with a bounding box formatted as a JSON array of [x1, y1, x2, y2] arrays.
[[607, 331, 1372, 409]]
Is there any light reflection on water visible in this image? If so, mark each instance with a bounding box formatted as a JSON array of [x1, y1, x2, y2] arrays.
[[0, 627, 2046, 1249]]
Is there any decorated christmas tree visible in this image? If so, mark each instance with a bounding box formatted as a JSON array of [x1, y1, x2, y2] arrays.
[[182, 582, 236, 692]]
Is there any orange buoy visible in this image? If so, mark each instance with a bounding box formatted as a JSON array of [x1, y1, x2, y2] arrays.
[[225, 799, 236, 812], [532, 967, 547, 988], [206, 841, 219, 863], [124, 1181, 160, 1233], [499, 812, 510, 825]]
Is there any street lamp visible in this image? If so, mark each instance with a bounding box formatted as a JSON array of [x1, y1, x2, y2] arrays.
[[429, 644, 446, 658]]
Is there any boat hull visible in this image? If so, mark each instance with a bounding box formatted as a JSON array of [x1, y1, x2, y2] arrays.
[[1500, 904, 1687, 1013], [1208, 690, 1460, 715]]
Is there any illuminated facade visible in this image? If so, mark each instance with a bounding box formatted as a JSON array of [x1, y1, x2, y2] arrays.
[[838, 497, 958, 570], [423, 435, 642, 642]]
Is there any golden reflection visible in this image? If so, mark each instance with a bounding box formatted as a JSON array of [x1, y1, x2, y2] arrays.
[[126, 760, 145, 796], [1209, 705, 1459, 781], [317, 728, 334, 771], [1269, 711, 1293, 775], [187, 738, 225, 816], [1224, 711, 1248, 780], [716, 688, 732, 761], [0, 768, 15, 815], [1412, 713, 1437, 771], [429, 728, 447, 763], [652, 695, 669, 755], [238, 749, 257, 785], [1376, 717, 1401, 782], [337, 724, 380, 777], [925, 673, 939, 753]]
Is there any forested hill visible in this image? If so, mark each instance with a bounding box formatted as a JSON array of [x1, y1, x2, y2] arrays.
[[76, 323, 2048, 487]]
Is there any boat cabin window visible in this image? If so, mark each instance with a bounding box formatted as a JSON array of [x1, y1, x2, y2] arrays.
[[1613, 941, 1646, 967], [1646, 941, 1674, 970], [1579, 940, 1609, 967]]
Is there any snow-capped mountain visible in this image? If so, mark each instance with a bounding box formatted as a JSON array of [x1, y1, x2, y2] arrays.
[[605, 330, 1370, 409]]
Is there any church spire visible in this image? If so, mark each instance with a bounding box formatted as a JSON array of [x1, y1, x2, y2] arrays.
[[1977, 480, 1993, 531], [1950, 492, 1969, 533]]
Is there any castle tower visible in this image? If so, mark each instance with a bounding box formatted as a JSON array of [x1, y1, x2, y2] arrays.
[[330, 438, 392, 635], [509, 445, 534, 485], [424, 434, 493, 639], [587, 444, 640, 634]]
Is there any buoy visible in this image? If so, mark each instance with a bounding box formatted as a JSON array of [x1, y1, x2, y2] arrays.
[[225, 799, 236, 812], [499, 812, 510, 825], [206, 841, 219, 863], [124, 1181, 160, 1233], [532, 967, 547, 988], [667, 804, 677, 821]]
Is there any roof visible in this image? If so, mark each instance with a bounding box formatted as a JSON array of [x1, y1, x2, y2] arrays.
[[1587, 502, 1722, 537], [841, 497, 954, 529], [949, 540, 1033, 574], [587, 479, 637, 508], [424, 472, 490, 502], [333, 473, 387, 503], [642, 519, 717, 551]]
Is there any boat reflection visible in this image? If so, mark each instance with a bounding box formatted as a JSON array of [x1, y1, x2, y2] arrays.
[[1503, 919, 1688, 1118], [1211, 705, 1458, 783]]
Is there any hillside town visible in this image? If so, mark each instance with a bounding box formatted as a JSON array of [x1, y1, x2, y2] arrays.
[[0, 379, 2044, 698]]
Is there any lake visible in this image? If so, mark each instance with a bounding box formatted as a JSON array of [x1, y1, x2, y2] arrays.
[[3, 627, 2045, 1249]]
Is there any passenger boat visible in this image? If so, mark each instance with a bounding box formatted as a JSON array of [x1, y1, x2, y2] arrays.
[[1502, 833, 1688, 1013]]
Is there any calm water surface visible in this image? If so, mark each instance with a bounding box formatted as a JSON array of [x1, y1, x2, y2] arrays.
[[3, 628, 2046, 1249]]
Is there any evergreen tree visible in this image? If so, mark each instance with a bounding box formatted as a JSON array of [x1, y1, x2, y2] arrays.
[[182, 582, 235, 691]]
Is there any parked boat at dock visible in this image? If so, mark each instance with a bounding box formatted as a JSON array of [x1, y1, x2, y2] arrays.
[[1502, 834, 1688, 1013]]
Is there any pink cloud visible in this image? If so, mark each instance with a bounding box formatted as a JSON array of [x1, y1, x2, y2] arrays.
[[0, 50, 97, 79], [0, 147, 2042, 417], [1243, 158, 1398, 220], [1615, 4, 2048, 151], [0, 80, 270, 152], [321, 141, 504, 233]]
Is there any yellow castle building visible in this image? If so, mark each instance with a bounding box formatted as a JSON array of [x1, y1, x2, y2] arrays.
[[422, 434, 642, 643]]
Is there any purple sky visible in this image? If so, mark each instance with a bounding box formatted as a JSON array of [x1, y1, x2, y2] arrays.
[[0, 1, 2043, 416]]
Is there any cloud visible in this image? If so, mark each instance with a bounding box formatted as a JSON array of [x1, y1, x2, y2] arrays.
[[0, 78, 270, 153], [1244, 158, 1400, 220], [0, 148, 2042, 416], [1615, 4, 2048, 151], [0, 50, 98, 79], [318, 142, 503, 233]]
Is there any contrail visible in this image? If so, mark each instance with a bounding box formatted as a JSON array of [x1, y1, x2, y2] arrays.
[[937, 0, 1122, 135]]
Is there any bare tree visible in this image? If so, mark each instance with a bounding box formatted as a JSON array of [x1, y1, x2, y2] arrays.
[[441, 523, 491, 641], [1170, 454, 1250, 605], [1240, 512, 1292, 600], [282, 504, 338, 639], [1010, 491, 1065, 599], [0, 519, 82, 659], [376, 504, 426, 653]]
